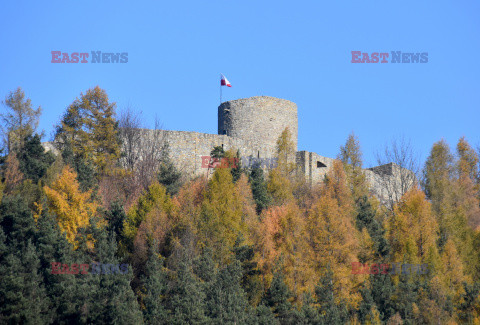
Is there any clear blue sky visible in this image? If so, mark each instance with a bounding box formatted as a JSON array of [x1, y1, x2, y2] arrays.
[[1, 0, 479, 167]]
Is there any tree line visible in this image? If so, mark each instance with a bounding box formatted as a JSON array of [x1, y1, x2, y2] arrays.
[[1, 86, 479, 324]]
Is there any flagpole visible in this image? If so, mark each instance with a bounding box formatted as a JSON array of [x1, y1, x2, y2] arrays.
[[220, 74, 222, 104]]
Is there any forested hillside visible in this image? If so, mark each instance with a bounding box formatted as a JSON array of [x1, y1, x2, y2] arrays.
[[1, 86, 480, 324]]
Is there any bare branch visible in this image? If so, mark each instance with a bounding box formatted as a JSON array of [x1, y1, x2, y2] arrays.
[[373, 136, 419, 210]]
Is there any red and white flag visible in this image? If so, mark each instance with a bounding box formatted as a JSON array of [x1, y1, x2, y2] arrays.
[[221, 74, 232, 87]]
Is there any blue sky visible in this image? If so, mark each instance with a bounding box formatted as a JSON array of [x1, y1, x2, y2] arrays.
[[1, 0, 479, 167]]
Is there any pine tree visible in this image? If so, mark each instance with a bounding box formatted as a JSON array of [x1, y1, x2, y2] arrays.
[[0, 197, 51, 323], [34, 209, 79, 323], [356, 195, 389, 258], [261, 270, 299, 324], [17, 133, 55, 183], [167, 257, 209, 324], [210, 145, 225, 158], [314, 268, 348, 324], [104, 200, 128, 242], [249, 163, 271, 214], [157, 155, 182, 196], [456, 282, 480, 323], [76, 226, 144, 324], [0, 240, 50, 323], [142, 244, 168, 324], [206, 260, 252, 323], [231, 149, 243, 182], [61, 143, 97, 191], [233, 236, 263, 306]]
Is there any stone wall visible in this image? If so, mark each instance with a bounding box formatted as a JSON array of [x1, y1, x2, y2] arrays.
[[296, 151, 336, 185], [41, 95, 413, 205], [297, 151, 414, 203], [135, 129, 276, 178], [218, 96, 298, 152]]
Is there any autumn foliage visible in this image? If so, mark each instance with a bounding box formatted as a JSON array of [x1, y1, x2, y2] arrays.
[[3, 87, 480, 323]]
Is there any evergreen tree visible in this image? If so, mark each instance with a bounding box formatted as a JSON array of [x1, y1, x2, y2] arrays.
[[261, 270, 299, 324], [229, 150, 241, 182], [75, 226, 144, 324], [300, 293, 322, 324], [61, 143, 97, 191], [17, 133, 55, 183], [210, 145, 225, 159], [233, 236, 263, 305], [206, 260, 252, 324], [167, 257, 209, 324], [358, 274, 396, 323], [194, 247, 217, 283], [256, 304, 279, 325], [314, 268, 348, 324], [0, 197, 51, 323], [0, 240, 50, 324], [157, 154, 183, 196], [249, 162, 271, 214], [104, 200, 127, 240], [34, 209, 79, 323], [457, 282, 480, 323], [142, 245, 168, 324], [356, 195, 389, 258]]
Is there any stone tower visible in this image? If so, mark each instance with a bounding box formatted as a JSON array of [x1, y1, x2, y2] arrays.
[[217, 96, 298, 153]]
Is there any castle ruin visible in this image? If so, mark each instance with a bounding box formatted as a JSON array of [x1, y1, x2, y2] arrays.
[[43, 95, 413, 204], [131, 96, 413, 204]]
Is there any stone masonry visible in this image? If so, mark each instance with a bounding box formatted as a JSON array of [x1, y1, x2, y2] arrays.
[[43, 95, 412, 203]]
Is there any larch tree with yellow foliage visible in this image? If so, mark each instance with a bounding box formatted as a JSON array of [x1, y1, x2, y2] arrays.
[[123, 181, 176, 253], [268, 128, 297, 206], [199, 166, 246, 263], [387, 187, 440, 267], [43, 166, 98, 247], [456, 137, 480, 230], [339, 132, 369, 202], [306, 160, 362, 307], [256, 201, 313, 299], [55, 86, 121, 176]]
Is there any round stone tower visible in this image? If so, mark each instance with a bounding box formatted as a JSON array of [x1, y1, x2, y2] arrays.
[[218, 96, 298, 152]]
